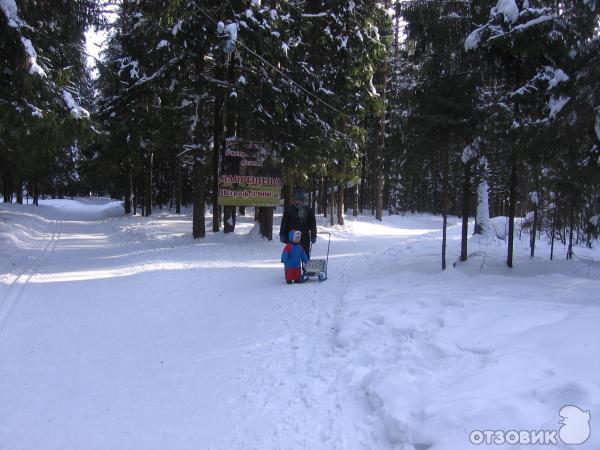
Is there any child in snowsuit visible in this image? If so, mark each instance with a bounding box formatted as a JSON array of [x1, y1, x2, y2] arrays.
[[281, 230, 309, 284]]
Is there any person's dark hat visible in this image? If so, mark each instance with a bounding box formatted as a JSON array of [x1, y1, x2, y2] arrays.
[[294, 191, 307, 201]]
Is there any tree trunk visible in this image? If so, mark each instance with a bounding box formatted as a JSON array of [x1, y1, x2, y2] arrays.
[[360, 153, 367, 214], [124, 171, 132, 214], [284, 179, 294, 207], [353, 183, 359, 216], [3, 175, 11, 203], [507, 151, 517, 268], [223, 51, 238, 234], [441, 149, 449, 270], [375, 0, 390, 222], [567, 200, 574, 260], [474, 178, 490, 236], [133, 175, 138, 216], [145, 151, 153, 217], [337, 183, 344, 225], [212, 58, 224, 232], [530, 205, 538, 258], [550, 207, 556, 261], [344, 186, 349, 214], [16, 180, 23, 204], [317, 179, 324, 214], [321, 178, 327, 217], [258, 207, 273, 240], [224, 206, 236, 233], [375, 167, 384, 221], [329, 186, 335, 226], [176, 161, 181, 214], [460, 163, 471, 262], [31, 181, 39, 206], [530, 182, 539, 258], [192, 153, 205, 239]]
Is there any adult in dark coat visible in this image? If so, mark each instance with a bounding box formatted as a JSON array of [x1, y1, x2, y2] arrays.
[[279, 191, 317, 258]]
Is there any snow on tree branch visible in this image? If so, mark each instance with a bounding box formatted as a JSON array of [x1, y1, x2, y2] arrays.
[[63, 90, 90, 119], [2, 0, 46, 77], [493, 0, 520, 24], [462, 137, 482, 164], [464, 0, 556, 52], [1, 0, 22, 27]]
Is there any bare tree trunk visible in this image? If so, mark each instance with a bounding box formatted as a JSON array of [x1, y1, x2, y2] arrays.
[[284, 179, 294, 207], [442, 149, 449, 270], [144, 151, 153, 217], [550, 207, 556, 260], [133, 175, 138, 215], [258, 207, 273, 240], [321, 178, 327, 217], [192, 152, 205, 239], [337, 183, 344, 225], [33, 181, 39, 206], [124, 171, 132, 214], [530, 198, 538, 258], [212, 57, 224, 232], [176, 162, 181, 214], [567, 200, 574, 259], [359, 152, 367, 214], [344, 186, 349, 214], [375, 160, 385, 221], [317, 178, 324, 214], [223, 52, 238, 233], [16, 180, 23, 204], [460, 163, 471, 262], [3, 174, 11, 203], [353, 183, 359, 217], [223, 207, 236, 232], [329, 186, 335, 226], [474, 174, 490, 236], [375, 0, 390, 222], [507, 151, 517, 268]]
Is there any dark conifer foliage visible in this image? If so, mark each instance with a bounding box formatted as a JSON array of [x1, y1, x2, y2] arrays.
[[1, 0, 598, 264]]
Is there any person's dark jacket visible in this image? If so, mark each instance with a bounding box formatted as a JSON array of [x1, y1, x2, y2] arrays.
[[279, 204, 317, 254]]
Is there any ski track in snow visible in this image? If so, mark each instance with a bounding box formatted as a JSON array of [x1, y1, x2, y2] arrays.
[[1, 199, 599, 450], [0, 217, 62, 333]]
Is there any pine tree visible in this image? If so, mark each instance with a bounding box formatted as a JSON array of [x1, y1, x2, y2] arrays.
[[1, 0, 101, 203]]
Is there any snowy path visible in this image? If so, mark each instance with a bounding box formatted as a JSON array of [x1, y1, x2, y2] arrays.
[[1, 199, 599, 450]]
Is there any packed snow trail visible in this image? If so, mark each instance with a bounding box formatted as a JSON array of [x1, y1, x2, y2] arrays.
[[1, 199, 599, 450]]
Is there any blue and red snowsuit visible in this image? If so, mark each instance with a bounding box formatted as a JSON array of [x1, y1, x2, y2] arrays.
[[281, 230, 309, 282]]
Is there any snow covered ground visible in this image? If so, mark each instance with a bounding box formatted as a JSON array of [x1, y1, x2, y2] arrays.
[[1, 198, 598, 450]]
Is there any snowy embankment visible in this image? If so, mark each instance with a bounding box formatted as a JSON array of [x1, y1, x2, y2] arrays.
[[0, 199, 599, 450]]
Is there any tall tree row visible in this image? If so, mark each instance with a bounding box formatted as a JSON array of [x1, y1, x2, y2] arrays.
[[94, 0, 390, 238], [1, 0, 103, 204], [389, 0, 599, 267], [2, 0, 599, 266]]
